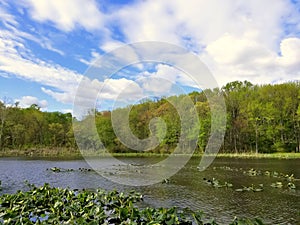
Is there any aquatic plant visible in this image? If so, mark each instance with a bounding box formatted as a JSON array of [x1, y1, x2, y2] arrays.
[[203, 178, 233, 188], [235, 184, 263, 192], [287, 182, 296, 189], [47, 167, 90, 173], [212, 166, 299, 182], [270, 181, 297, 190], [244, 168, 261, 176], [162, 178, 170, 184], [0, 183, 265, 224], [271, 181, 283, 188]]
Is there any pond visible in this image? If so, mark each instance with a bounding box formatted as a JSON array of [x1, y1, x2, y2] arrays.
[[0, 156, 299, 224]]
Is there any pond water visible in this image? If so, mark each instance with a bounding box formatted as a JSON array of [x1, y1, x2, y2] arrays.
[[0, 156, 299, 224]]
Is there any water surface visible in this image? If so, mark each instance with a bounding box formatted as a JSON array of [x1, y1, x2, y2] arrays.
[[0, 157, 299, 224]]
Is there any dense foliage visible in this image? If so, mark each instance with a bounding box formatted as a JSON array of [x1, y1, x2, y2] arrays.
[[1, 81, 300, 154], [0, 183, 264, 224], [0, 103, 75, 151]]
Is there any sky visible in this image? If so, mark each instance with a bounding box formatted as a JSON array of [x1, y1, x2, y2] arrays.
[[0, 0, 300, 114]]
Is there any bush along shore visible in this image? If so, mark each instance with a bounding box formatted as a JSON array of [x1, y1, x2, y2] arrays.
[[0, 183, 265, 225]]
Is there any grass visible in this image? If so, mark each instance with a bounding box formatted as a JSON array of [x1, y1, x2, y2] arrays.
[[0, 148, 299, 159], [214, 152, 300, 159], [0, 148, 82, 158]]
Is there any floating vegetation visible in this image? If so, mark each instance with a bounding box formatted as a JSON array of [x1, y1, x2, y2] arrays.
[[270, 181, 297, 190], [244, 168, 261, 176], [235, 184, 263, 192], [271, 181, 283, 188], [213, 166, 241, 172], [211, 166, 299, 193], [287, 182, 296, 189], [242, 168, 291, 179], [203, 178, 233, 188], [78, 167, 92, 172], [0, 183, 265, 225], [48, 167, 61, 172], [46, 167, 90, 173], [284, 174, 295, 182], [212, 166, 299, 181], [161, 178, 170, 184]]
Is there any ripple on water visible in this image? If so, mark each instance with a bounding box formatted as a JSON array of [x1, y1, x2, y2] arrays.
[[0, 157, 299, 224]]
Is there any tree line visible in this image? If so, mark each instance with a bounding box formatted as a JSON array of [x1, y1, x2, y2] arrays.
[[1, 81, 300, 154], [0, 103, 74, 150]]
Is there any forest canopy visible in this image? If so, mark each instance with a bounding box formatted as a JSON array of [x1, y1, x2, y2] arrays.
[[1, 81, 300, 154]]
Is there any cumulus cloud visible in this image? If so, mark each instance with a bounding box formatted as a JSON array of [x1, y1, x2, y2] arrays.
[[206, 34, 271, 65], [1, 0, 300, 112], [115, 1, 180, 44], [0, 29, 151, 110], [137, 64, 199, 95], [23, 0, 104, 32], [16, 96, 48, 109], [23, 0, 299, 87], [278, 38, 300, 69], [108, 0, 300, 86], [204, 34, 300, 85]]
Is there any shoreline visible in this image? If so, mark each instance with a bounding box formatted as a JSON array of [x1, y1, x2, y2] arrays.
[[0, 148, 299, 159]]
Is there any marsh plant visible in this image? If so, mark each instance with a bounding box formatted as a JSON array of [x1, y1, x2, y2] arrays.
[[0, 183, 264, 225]]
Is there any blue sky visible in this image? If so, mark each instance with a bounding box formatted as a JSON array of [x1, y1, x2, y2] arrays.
[[0, 0, 300, 114]]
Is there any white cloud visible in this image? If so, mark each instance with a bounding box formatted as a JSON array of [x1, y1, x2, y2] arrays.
[[112, 0, 291, 49], [0, 5, 65, 55], [114, 0, 180, 44], [136, 64, 200, 96], [278, 38, 300, 69], [100, 40, 125, 52], [61, 108, 73, 114], [0, 31, 82, 104], [203, 34, 300, 85], [0, 36, 81, 90], [78, 50, 101, 66], [0, 29, 144, 109], [1, 0, 300, 112], [109, 0, 299, 86], [101, 78, 143, 101], [16, 96, 48, 109], [139, 77, 173, 95], [24, 0, 104, 32], [206, 34, 270, 65], [0, 6, 18, 26]]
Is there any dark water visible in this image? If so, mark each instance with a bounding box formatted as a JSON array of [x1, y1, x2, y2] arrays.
[[0, 157, 299, 224]]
